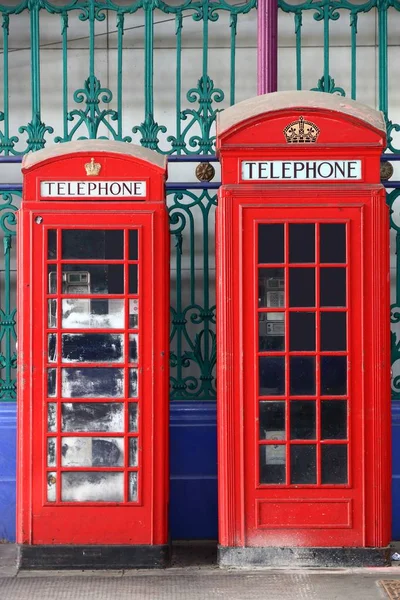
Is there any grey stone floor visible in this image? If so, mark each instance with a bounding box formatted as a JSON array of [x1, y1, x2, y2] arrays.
[[1, 543, 400, 600]]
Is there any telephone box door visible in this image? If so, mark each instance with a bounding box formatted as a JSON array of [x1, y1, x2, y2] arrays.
[[25, 210, 165, 545]]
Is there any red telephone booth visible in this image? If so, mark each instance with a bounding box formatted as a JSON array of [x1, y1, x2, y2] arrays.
[[216, 92, 391, 567], [17, 141, 170, 569]]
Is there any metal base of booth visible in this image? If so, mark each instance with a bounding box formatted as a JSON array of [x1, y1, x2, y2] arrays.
[[18, 544, 170, 570], [218, 545, 391, 568]]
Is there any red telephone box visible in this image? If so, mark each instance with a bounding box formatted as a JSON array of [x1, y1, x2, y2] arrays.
[[17, 141, 170, 569], [216, 92, 391, 567]]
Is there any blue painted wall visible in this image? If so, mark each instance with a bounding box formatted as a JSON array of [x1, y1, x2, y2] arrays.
[[0, 403, 16, 541]]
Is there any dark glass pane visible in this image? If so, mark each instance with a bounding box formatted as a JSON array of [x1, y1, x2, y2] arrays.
[[129, 264, 138, 294], [48, 368, 57, 397], [259, 357, 285, 395], [48, 229, 57, 259], [129, 230, 138, 260], [48, 334, 57, 363], [320, 224, 346, 264], [320, 268, 346, 307], [289, 224, 315, 263], [61, 402, 124, 432], [48, 265, 57, 294], [321, 356, 347, 395], [320, 312, 347, 351], [62, 230, 124, 259], [259, 445, 286, 484], [289, 268, 315, 307], [258, 268, 284, 308], [61, 368, 124, 398], [321, 445, 348, 484], [290, 401, 316, 440], [259, 313, 285, 351], [289, 312, 315, 351], [129, 403, 138, 432], [62, 333, 123, 363], [129, 334, 139, 362], [321, 400, 347, 439], [290, 357, 315, 395], [258, 224, 284, 264], [259, 401, 285, 440], [62, 264, 124, 294], [290, 444, 316, 484]]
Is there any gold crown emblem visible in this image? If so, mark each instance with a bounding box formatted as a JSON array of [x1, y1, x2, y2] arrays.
[[283, 116, 320, 143], [85, 157, 101, 176]]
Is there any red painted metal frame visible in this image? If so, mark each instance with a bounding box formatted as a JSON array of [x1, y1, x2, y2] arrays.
[[17, 150, 169, 546], [216, 103, 391, 550]]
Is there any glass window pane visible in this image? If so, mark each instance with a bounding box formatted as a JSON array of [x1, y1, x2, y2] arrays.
[[129, 334, 138, 362], [129, 369, 138, 398], [321, 445, 348, 484], [259, 357, 285, 395], [48, 265, 57, 294], [129, 403, 138, 432], [129, 230, 138, 260], [62, 230, 124, 260], [321, 356, 347, 396], [48, 403, 57, 432], [62, 333, 124, 363], [289, 312, 315, 351], [320, 224, 346, 264], [62, 265, 124, 295], [320, 312, 347, 351], [290, 401, 316, 440], [129, 264, 138, 294], [61, 402, 124, 433], [47, 438, 56, 467], [289, 224, 315, 264], [47, 472, 56, 502], [259, 445, 286, 484], [47, 229, 57, 259], [258, 224, 284, 264], [290, 444, 316, 484], [321, 400, 347, 439], [289, 268, 315, 307], [320, 268, 346, 307], [129, 472, 138, 502], [259, 313, 284, 351], [290, 357, 315, 395], [259, 401, 285, 440], [258, 269, 284, 308], [61, 437, 124, 467], [129, 299, 139, 328], [61, 472, 124, 502], [62, 299, 124, 329], [48, 334, 57, 363], [129, 438, 138, 466], [48, 300, 57, 328], [61, 368, 124, 398], [48, 368, 57, 397]]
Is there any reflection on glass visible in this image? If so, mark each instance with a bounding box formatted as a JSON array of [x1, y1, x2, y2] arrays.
[[48, 368, 57, 397], [61, 402, 124, 433], [289, 312, 315, 351], [129, 230, 138, 260], [320, 312, 346, 351], [48, 403, 57, 432], [289, 224, 315, 264], [61, 472, 124, 502], [61, 437, 124, 467], [321, 445, 348, 484], [62, 333, 124, 363], [129, 264, 138, 294], [320, 268, 346, 307], [259, 401, 285, 440], [48, 334, 57, 363], [48, 265, 57, 294], [130, 369, 138, 398], [129, 403, 138, 432], [259, 357, 285, 395], [129, 472, 138, 502], [47, 472, 56, 502], [290, 444, 316, 484], [259, 445, 286, 484], [62, 264, 124, 295], [48, 300, 57, 328], [259, 313, 284, 351], [320, 224, 346, 264], [47, 437, 56, 467], [321, 400, 347, 439], [62, 299, 124, 329], [258, 269, 284, 308], [289, 268, 315, 307], [129, 438, 138, 466], [290, 357, 315, 395], [321, 356, 347, 395], [290, 401, 316, 440], [62, 230, 124, 260], [129, 300, 139, 328], [258, 223, 284, 264], [129, 334, 138, 362], [61, 368, 124, 398], [47, 229, 57, 259]]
